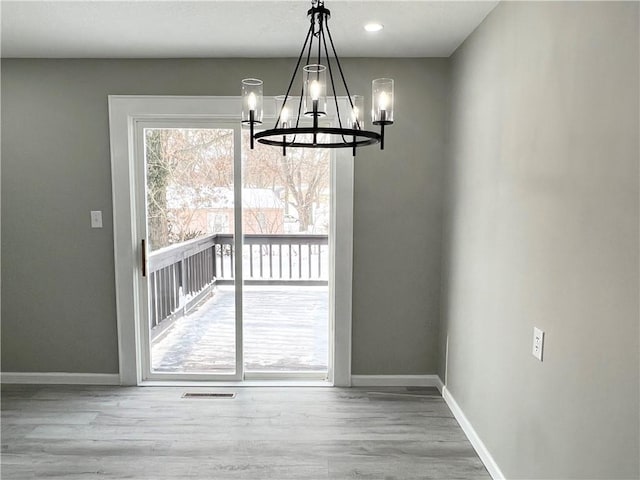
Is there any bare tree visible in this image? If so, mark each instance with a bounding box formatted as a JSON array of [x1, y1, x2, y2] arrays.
[[145, 128, 234, 250], [243, 133, 329, 233], [145, 129, 171, 250], [145, 128, 330, 249]]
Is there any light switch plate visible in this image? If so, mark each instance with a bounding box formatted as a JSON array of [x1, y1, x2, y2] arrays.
[[532, 327, 544, 361], [91, 210, 103, 228]]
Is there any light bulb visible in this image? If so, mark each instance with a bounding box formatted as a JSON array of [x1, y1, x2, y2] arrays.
[[310, 80, 322, 101], [364, 23, 383, 32], [281, 107, 289, 126], [378, 91, 389, 111], [248, 92, 257, 110], [352, 106, 360, 124]]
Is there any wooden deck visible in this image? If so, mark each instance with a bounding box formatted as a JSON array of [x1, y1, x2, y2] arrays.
[[151, 285, 328, 373]]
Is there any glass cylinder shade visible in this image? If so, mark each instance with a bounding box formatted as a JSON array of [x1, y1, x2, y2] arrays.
[[275, 95, 294, 128], [351, 95, 365, 130], [242, 78, 263, 124], [303, 64, 327, 117], [372, 78, 394, 124]]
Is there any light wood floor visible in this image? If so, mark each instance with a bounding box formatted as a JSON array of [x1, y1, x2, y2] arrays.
[[1, 385, 490, 479]]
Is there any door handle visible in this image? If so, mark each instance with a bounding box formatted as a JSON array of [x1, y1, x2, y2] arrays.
[[141, 239, 147, 277]]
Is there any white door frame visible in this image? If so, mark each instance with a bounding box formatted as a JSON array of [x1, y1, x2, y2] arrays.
[[108, 95, 353, 386]]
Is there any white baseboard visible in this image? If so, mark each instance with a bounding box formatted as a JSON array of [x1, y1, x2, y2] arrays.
[[1, 372, 120, 385], [350, 375, 444, 393], [442, 386, 505, 480]]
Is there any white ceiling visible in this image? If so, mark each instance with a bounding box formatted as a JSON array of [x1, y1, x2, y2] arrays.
[[1, 1, 499, 58]]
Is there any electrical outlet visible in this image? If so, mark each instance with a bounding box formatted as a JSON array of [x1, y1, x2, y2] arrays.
[[90, 210, 103, 228], [532, 327, 544, 361]]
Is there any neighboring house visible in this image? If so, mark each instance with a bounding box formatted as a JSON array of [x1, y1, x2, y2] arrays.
[[167, 186, 288, 236]]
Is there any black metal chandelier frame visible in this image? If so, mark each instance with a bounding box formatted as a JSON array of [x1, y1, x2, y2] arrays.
[[244, 0, 393, 156]]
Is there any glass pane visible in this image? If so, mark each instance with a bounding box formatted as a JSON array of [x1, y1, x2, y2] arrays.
[[144, 128, 236, 374], [242, 130, 330, 373]]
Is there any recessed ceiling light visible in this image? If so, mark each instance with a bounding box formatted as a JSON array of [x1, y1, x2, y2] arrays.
[[364, 23, 383, 33]]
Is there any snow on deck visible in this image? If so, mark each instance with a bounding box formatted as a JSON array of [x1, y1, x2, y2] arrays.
[[151, 285, 328, 373]]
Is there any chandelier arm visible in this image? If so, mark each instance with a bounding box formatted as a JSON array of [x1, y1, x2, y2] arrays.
[[294, 15, 317, 134], [325, 21, 357, 122], [312, 8, 325, 146], [275, 21, 315, 129], [320, 24, 349, 144], [316, 11, 323, 64], [287, 14, 316, 146]]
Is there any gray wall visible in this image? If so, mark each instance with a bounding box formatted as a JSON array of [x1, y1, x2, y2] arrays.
[[4, 4, 638, 476], [442, 2, 639, 479], [0, 58, 449, 375]]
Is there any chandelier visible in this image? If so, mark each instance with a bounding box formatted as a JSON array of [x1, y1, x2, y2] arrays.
[[241, 0, 394, 156]]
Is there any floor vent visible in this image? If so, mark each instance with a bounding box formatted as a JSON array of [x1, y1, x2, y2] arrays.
[[182, 392, 236, 399]]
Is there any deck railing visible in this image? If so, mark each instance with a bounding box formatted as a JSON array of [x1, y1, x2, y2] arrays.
[[213, 233, 329, 285], [147, 233, 329, 330], [148, 235, 217, 329]]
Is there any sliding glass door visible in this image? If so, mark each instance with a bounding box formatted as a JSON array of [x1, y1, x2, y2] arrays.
[[241, 131, 330, 378], [135, 118, 330, 381], [141, 124, 241, 378]]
